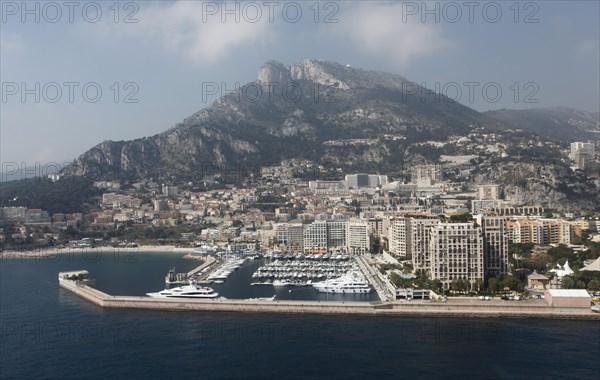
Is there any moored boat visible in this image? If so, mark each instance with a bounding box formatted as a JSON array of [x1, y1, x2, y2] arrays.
[[146, 280, 219, 299]]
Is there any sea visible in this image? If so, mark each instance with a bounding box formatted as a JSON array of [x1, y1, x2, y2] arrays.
[[1, 250, 599, 380]]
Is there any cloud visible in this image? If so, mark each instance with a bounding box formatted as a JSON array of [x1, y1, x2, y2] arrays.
[[0, 32, 23, 52], [325, 3, 451, 69], [128, 2, 274, 65]]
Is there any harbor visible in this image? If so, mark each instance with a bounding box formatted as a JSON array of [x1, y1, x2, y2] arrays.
[[158, 251, 380, 300], [58, 270, 600, 320]]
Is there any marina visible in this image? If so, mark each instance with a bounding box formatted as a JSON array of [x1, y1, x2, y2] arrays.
[[58, 270, 600, 319], [168, 250, 380, 300], [250, 256, 357, 286]]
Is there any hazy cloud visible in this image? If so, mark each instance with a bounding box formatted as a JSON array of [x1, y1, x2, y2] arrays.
[[326, 3, 451, 69], [131, 2, 274, 65]]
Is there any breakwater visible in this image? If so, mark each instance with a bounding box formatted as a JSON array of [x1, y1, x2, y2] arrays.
[[58, 274, 600, 320]]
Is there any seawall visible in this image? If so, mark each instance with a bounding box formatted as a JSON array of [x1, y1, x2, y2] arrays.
[[58, 277, 600, 320]]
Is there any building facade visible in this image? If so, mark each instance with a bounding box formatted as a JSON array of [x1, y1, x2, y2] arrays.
[[429, 222, 484, 290]]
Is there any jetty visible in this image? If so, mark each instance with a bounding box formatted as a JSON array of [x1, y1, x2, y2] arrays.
[[58, 271, 600, 320]]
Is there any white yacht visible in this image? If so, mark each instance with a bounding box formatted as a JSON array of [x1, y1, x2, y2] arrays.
[[312, 270, 372, 294], [146, 280, 219, 299]]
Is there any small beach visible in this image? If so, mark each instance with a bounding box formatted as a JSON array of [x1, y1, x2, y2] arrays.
[[0, 245, 195, 260]]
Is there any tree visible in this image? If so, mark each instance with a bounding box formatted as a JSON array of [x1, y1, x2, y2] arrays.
[[431, 279, 442, 292], [561, 276, 575, 289], [452, 278, 467, 293], [488, 277, 500, 293], [371, 236, 382, 254], [584, 242, 600, 259], [587, 279, 600, 291], [547, 245, 575, 262], [509, 243, 534, 260], [502, 276, 522, 291], [529, 252, 552, 272], [449, 213, 473, 223]]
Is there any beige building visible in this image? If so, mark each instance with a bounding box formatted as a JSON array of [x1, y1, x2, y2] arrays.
[[430, 222, 484, 290], [388, 217, 440, 275], [527, 273, 550, 290], [544, 289, 591, 307]]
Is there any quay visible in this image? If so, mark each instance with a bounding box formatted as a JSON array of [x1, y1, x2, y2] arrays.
[[58, 271, 600, 320], [164, 255, 218, 284], [356, 255, 395, 301], [187, 255, 216, 278]]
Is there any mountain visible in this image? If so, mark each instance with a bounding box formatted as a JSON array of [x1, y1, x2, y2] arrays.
[[62, 60, 508, 181], [484, 107, 600, 141]]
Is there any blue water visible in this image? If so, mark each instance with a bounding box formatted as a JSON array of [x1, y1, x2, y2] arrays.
[[1, 252, 599, 379]]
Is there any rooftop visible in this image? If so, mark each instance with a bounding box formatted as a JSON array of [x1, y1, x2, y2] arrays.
[[546, 289, 591, 298]]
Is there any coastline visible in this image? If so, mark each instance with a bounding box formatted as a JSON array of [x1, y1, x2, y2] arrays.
[[0, 245, 195, 260]]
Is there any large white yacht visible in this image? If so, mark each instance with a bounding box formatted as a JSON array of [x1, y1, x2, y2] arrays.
[[312, 270, 372, 294], [146, 280, 219, 299]]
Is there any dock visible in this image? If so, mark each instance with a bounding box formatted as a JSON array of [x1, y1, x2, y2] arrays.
[[187, 255, 216, 277], [58, 271, 600, 320], [356, 256, 395, 301], [163, 255, 218, 284]]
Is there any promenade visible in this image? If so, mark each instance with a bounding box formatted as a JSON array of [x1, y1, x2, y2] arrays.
[[356, 255, 395, 301]]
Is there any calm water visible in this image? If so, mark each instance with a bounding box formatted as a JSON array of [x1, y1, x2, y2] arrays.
[[1, 251, 599, 379]]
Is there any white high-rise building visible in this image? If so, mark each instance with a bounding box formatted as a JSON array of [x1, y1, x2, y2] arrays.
[[410, 218, 441, 274], [275, 223, 306, 253], [388, 218, 409, 256], [430, 223, 484, 290], [569, 142, 595, 169], [303, 221, 328, 252], [346, 222, 370, 254], [388, 217, 440, 274], [327, 220, 348, 250]]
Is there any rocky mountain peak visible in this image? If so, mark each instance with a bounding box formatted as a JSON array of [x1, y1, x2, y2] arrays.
[[257, 59, 411, 91], [257, 60, 290, 84]]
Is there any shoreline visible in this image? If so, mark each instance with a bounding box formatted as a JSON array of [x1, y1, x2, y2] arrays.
[[0, 245, 195, 260]]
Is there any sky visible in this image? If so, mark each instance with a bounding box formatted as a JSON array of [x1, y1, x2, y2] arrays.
[[1, 0, 599, 167]]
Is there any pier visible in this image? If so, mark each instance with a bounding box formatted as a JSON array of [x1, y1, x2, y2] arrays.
[[58, 271, 600, 320], [356, 256, 395, 301], [187, 255, 216, 277]]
